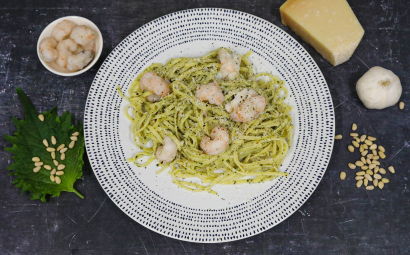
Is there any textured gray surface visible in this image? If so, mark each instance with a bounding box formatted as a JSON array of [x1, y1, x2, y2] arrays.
[[0, 0, 409, 254]]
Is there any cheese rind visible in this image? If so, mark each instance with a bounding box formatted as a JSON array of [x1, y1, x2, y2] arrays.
[[280, 0, 365, 66]]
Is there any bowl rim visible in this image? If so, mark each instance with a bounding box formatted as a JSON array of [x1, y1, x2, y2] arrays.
[[37, 15, 103, 76]]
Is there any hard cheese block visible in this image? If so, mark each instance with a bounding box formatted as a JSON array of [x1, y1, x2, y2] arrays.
[[280, 0, 365, 66]]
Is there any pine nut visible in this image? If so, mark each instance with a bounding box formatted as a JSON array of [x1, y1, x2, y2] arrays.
[[373, 179, 378, 187], [32, 157, 40, 162], [399, 101, 404, 110], [34, 162, 43, 166], [335, 134, 343, 139], [378, 182, 384, 189], [46, 147, 55, 152], [51, 151, 55, 159], [372, 150, 377, 155], [357, 180, 363, 188], [361, 150, 368, 156], [364, 179, 368, 186], [43, 139, 49, 147], [372, 155, 379, 160], [364, 174, 373, 181], [366, 170, 373, 175], [72, 131, 80, 136], [360, 135, 366, 142], [340, 171, 346, 180], [44, 165, 52, 170], [57, 164, 65, 170], [355, 176, 364, 180], [69, 141, 75, 149], [369, 164, 376, 170], [359, 145, 364, 153], [38, 114, 44, 121], [364, 140, 373, 145], [348, 145, 354, 153], [361, 165, 369, 170], [373, 160, 380, 166], [50, 175, 55, 182], [352, 123, 357, 131], [350, 133, 359, 137], [388, 166, 395, 174], [366, 158, 371, 164], [374, 174, 382, 180], [374, 166, 379, 174], [356, 171, 365, 176], [355, 161, 364, 167], [366, 154, 373, 159], [369, 144, 377, 150], [363, 144, 369, 150], [378, 151, 386, 159], [56, 171, 64, 176], [57, 144, 65, 151], [348, 163, 356, 169], [53, 160, 59, 166], [378, 146, 385, 152], [61, 153, 66, 160], [55, 176, 61, 184], [367, 136, 377, 141], [382, 178, 389, 183], [70, 136, 78, 141], [50, 169, 56, 175], [366, 185, 374, 190], [379, 168, 386, 174], [33, 166, 41, 173], [60, 147, 68, 153], [355, 138, 360, 143], [361, 157, 366, 164], [51, 136, 57, 145], [352, 141, 360, 148]]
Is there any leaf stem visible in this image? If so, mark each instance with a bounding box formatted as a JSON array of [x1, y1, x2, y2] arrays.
[[73, 189, 84, 199]]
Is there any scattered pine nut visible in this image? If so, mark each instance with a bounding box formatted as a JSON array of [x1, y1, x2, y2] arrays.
[[43, 139, 49, 147], [44, 165, 52, 170], [366, 185, 374, 190], [388, 166, 395, 174], [378, 151, 386, 159], [46, 147, 55, 152], [60, 147, 68, 153], [53, 160, 59, 166], [348, 163, 356, 169], [355, 176, 364, 180], [355, 161, 364, 167], [351, 123, 357, 131], [56, 171, 64, 176], [61, 153, 66, 160], [364, 174, 373, 181], [373, 179, 378, 187], [359, 145, 364, 153], [340, 171, 346, 180], [360, 135, 366, 142], [367, 136, 377, 141], [372, 155, 379, 160], [361, 157, 366, 164], [361, 165, 369, 170], [57, 144, 65, 151], [374, 174, 382, 180], [350, 133, 359, 137], [366, 154, 373, 159], [348, 145, 354, 153], [70, 136, 78, 141], [361, 150, 368, 156], [51, 136, 57, 145], [364, 179, 368, 186], [34, 162, 43, 166], [51, 151, 55, 159], [57, 164, 65, 170], [374, 166, 379, 174], [378, 146, 385, 152], [373, 161, 380, 166], [33, 166, 41, 173], [364, 140, 373, 146], [378, 182, 384, 189], [369, 144, 377, 150], [369, 164, 376, 170], [50, 175, 55, 182], [363, 144, 369, 150], [32, 157, 40, 162], [72, 131, 80, 136], [366, 170, 373, 175], [382, 178, 389, 183], [379, 168, 386, 174], [356, 171, 365, 176], [50, 169, 56, 175], [372, 149, 377, 155], [335, 134, 343, 139], [69, 141, 75, 149], [366, 158, 371, 164], [352, 141, 360, 148], [55, 176, 61, 184], [38, 114, 45, 121], [355, 138, 360, 143], [357, 180, 363, 188], [399, 102, 404, 110]]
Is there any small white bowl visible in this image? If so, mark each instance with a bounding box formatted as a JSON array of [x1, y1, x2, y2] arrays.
[[37, 16, 103, 76]]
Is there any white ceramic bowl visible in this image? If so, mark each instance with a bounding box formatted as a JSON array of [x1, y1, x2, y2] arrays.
[[37, 16, 103, 76]]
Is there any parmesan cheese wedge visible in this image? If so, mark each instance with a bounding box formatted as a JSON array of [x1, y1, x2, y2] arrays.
[[280, 0, 365, 66]]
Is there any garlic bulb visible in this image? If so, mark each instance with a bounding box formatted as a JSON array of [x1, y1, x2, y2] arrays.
[[356, 66, 402, 109]]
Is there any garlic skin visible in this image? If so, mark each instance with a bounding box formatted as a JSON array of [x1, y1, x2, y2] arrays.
[[356, 66, 402, 109]]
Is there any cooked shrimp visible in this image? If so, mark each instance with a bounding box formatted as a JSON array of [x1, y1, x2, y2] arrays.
[[55, 39, 79, 68], [225, 88, 267, 123], [217, 48, 241, 80], [195, 81, 224, 106], [83, 39, 95, 52], [200, 126, 229, 155], [140, 72, 171, 102], [51, 20, 76, 42], [70, 25, 96, 46], [156, 136, 177, 164], [39, 37, 58, 62], [67, 50, 94, 71]]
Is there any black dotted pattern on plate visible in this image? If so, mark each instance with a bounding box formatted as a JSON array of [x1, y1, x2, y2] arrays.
[[84, 8, 335, 243]]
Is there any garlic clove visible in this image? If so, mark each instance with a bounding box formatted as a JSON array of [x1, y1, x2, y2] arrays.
[[356, 66, 402, 109]]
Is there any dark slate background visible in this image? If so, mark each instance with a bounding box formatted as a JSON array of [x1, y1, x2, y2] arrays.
[[0, 0, 409, 254]]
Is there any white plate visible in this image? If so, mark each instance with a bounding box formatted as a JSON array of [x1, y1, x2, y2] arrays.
[[84, 8, 335, 243]]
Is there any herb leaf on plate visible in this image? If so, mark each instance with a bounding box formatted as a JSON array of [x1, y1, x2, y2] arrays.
[[4, 88, 84, 202]]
